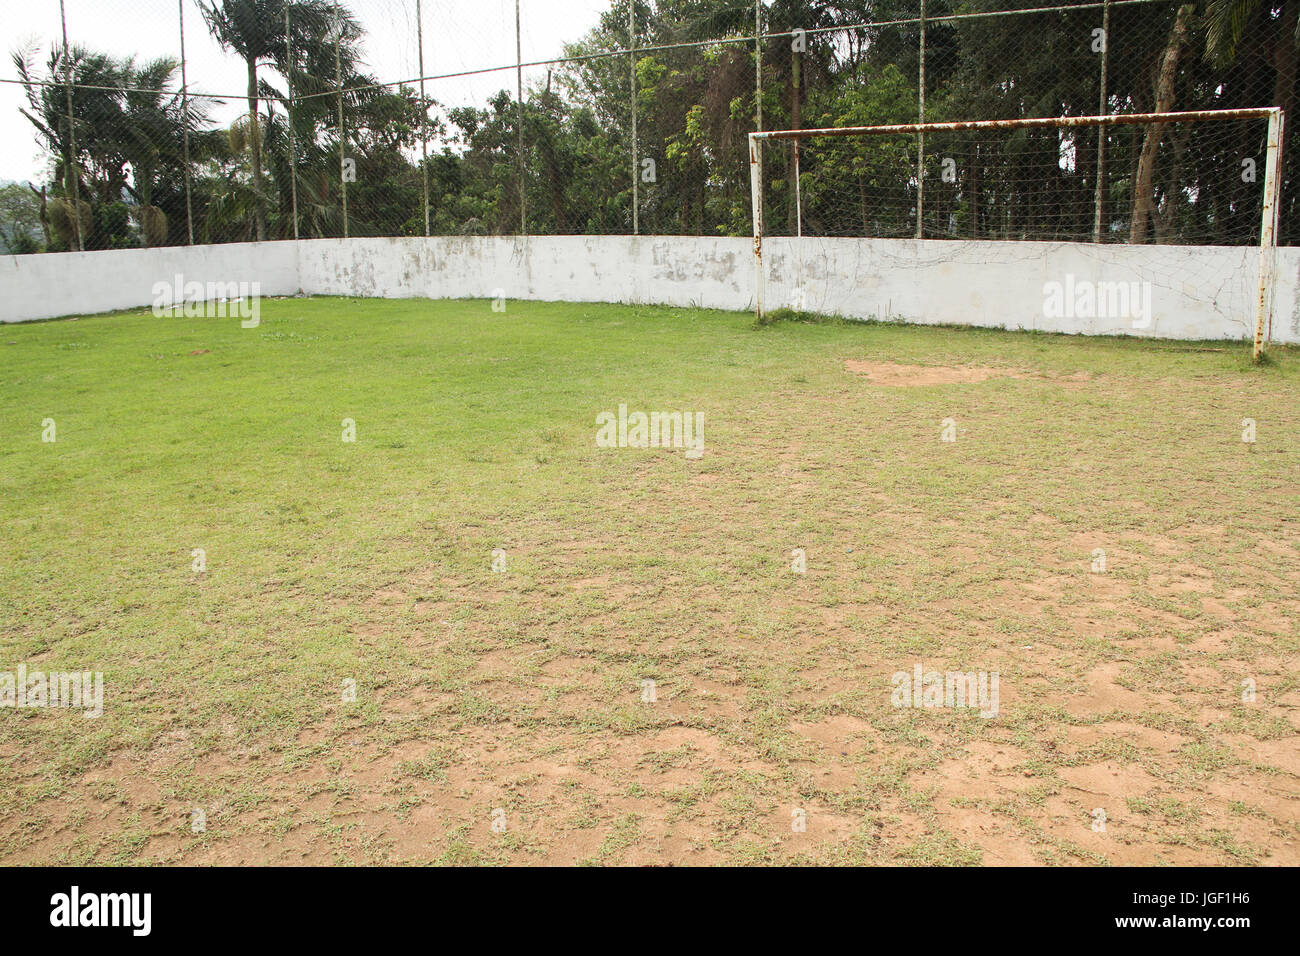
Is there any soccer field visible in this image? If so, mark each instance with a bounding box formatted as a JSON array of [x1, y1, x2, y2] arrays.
[[1, 298, 1297, 865]]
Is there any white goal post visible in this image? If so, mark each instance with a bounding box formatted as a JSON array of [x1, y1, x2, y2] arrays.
[[749, 108, 1284, 360]]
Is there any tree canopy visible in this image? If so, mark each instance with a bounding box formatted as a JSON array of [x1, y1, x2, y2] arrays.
[[10, 0, 1298, 251]]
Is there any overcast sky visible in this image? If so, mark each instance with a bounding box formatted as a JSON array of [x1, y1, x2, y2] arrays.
[[1, 0, 613, 185]]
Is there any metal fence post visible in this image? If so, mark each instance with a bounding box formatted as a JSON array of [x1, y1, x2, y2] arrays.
[[58, 0, 83, 252], [1093, 0, 1110, 242], [754, 0, 762, 133], [630, 1, 638, 236], [916, 0, 926, 240], [749, 133, 764, 321], [335, 18, 348, 239], [417, 0, 430, 237], [516, 0, 526, 236], [286, 2, 299, 240], [179, 0, 194, 245]]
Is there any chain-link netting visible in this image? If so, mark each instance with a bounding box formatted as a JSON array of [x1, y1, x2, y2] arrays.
[[1, 0, 1295, 253], [768, 115, 1273, 244]]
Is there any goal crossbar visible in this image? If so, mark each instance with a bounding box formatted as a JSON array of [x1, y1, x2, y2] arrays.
[[748, 108, 1285, 359], [750, 107, 1281, 142]]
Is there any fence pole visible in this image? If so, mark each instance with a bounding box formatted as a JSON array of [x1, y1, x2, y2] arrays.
[[1093, 0, 1110, 242], [286, 2, 299, 240], [794, 139, 802, 237], [630, 1, 638, 235], [516, 0, 526, 235], [58, 0, 82, 253], [916, 0, 926, 240], [179, 0, 194, 245], [749, 134, 764, 322], [1253, 108, 1284, 362], [754, 0, 762, 133], [417, 0, 430, 236], [336, 19, 347, 239]]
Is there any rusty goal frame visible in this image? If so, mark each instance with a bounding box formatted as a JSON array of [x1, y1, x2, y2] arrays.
[[748, 108, 1284, 361]]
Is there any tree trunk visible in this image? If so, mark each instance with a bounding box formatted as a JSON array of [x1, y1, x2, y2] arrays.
[[29, 183, 51, 247], [546, 149, 564, 232], [1131, 4, 1193, 243], [247, 58, 267, 242], [62, 147, 80, 251], [1155, 123, 1192, 241]]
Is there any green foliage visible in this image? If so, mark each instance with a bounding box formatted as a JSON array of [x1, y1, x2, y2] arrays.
[[92, 201, 132, 250], [0, 182, 45, 253], [10, 0, 1300, 246]]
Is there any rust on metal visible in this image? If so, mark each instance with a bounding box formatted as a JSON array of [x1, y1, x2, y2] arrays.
[[1254, 109, 1285, 362], [752, 107, 1281, 141], [749, 132, 765, 322]]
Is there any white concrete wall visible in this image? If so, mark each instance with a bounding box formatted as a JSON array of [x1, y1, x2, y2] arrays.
[[295, 236, 750, 311], [763, 237, 1300, 343], [0, 241, 299, 323], [4, 235, 1298, 344]]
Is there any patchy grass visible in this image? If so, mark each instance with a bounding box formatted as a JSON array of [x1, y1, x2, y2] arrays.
[[1, 297, 1297, 866]]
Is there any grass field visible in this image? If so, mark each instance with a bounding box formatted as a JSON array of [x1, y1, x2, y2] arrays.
[[1, 297, 1297, 866]]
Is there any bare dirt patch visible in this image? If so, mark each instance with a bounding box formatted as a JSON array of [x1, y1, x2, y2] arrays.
[[844, 359, 1028, 386], [4, 300, 1297, 867]]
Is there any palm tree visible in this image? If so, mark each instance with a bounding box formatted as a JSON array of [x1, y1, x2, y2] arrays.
[[13, 45, 123, 218], [116, 56, 210, 245], [198, 1, 280, 241], [198, 0, 356, 242], [15, 43, 213, 248]]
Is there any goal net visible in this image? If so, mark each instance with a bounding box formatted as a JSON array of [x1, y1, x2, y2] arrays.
[[749, 109, 1283, 358]]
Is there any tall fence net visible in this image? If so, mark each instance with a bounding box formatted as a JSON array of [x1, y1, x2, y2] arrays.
[[770, 114, 1275, 244], [1, 0, 1295, 254]]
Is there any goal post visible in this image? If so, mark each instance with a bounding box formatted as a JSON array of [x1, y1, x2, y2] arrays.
[[749, 108, 1284, 360]]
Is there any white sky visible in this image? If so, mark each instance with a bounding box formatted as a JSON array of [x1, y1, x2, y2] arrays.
[[1, 0, 613, 184]]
